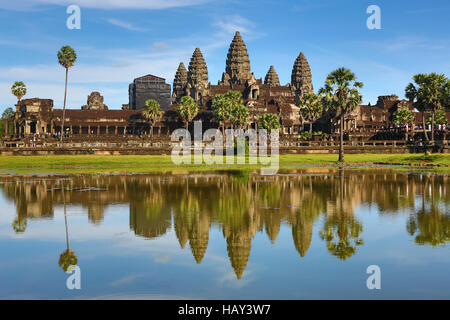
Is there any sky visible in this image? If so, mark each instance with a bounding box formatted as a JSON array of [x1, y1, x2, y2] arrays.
[[0, 0, 449, 112]]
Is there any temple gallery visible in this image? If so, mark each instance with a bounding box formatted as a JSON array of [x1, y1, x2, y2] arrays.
[[5, 31, 449, 142]]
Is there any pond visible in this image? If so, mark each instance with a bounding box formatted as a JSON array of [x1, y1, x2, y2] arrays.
[[0, 169, 448, 299]]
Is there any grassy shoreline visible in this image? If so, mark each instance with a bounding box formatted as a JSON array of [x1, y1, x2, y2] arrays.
[[0, 153, 449, 175]]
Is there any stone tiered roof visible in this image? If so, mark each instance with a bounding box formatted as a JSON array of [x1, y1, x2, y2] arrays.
[[291, 52, 314, 98], [187, 48, 208, 88], [223, 31, 252, 85], [172, 62, 188, 102], [264, 66, 280, 86], [227, 234, 251, 279]]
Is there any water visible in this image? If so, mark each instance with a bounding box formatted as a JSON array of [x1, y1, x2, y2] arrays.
[[0, 169, 448, 299]]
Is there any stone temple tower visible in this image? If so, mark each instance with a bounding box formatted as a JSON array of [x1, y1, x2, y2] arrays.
[[172, 62, 188, 103], [291, 52, 313, 103], [186, 48, 209, 104], [264, 66, 280, 86], [220, 31, 253, 86]]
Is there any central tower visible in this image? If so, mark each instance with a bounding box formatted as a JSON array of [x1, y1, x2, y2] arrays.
[[220, 31, 252, 86]]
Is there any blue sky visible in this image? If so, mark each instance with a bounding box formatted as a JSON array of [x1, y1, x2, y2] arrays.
[[0, 0, 449, 112]]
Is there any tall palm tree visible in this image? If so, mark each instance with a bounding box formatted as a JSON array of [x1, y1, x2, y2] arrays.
[[319, 68, 363, 162], [298, 93, 324, 136], [142, 99, 163, 138], [57, 45, 77, 142], [177, 96, 199, 130], [11, 81, 27, 103], [59, 185, 77, 272], [230, 104, 250, 129], [406, 73, 449, 142]]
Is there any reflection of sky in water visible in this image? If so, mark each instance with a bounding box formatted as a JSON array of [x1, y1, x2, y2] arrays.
[[0, 172, 448, 299]]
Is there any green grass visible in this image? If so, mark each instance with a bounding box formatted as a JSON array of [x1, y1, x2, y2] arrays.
[[0, 153, 448, 175]]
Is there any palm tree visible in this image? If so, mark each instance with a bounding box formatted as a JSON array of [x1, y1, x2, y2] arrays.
[[319, 68, 363, 162], [212, 91, 243, 132], [11, 81, 27, 103], [392, 107, 415, 140], [57, 45, 77, 142], [406, 73, 449, 142], [298, 93, 324, 136], [59, 185, 77, 273], [258, 113, 281, 131], [142, 99, 162, 138], [231, 104, 250, 129], [177, 96, 199, 130]]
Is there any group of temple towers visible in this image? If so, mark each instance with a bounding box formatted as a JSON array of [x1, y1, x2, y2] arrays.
[[172, 31, 314, 104]]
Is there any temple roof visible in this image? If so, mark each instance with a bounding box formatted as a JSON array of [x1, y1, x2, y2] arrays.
[[264, 66, 280, 86]]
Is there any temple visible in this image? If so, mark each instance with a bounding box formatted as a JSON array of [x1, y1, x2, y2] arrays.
[[4, 31, 449, 143]]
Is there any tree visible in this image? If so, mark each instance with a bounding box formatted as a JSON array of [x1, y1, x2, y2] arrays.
[[212, 91, 243, 132], [298, 93, 324, 136], [426, 109, 447, 125], [2, 108, 15, 120], [11, 81, 26, 103], [319, 68, 363, 162], [406, 73, 449, 142], [230, 104, 250, 129], [258, 113, 280, 130], [142, 99, 162, 138], [392, 107, 415, 140], [1, 107, 15, 137], [57, 45, 77, 142], [177, 96, 199, 130]]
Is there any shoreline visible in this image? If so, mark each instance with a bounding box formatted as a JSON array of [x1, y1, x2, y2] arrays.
[[0, 154, 449, 175]]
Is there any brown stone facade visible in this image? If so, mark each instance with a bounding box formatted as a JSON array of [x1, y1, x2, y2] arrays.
[[5, 31, 449, 141]]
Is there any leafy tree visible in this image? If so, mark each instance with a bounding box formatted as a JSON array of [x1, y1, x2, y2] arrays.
[[11, 81, 26, 102], [426, 109, 447, 125], [57, 45, 77, 141], [319, 68, 363, 162], [393, 107, 415, 140], [298, 93, 324, 136], [177, 96, 199, 130], [1, 108, 15, 137], [406, 73, 449, 141], [212, 91, 243, 132], [231, 104, 250, 129], [2, 107, 15, 120], [258, 113, 280, 130], [142, 99, 163, 138]]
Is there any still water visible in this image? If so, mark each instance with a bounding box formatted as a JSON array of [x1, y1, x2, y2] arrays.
[[0, 169, 448, 299]]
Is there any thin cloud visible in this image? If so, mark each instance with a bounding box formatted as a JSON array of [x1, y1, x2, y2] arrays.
[[0, 0, 214, 10], [106, 18, 146, 32]]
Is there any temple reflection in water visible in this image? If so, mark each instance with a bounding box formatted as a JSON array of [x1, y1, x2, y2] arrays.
[[1, 170, 449, 279]]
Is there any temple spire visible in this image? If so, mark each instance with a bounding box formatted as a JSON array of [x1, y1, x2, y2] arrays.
[[221, 31, 252, 85], [264, 66, 280, 86], [187, 48, 208, 88], [291, 52, 313, 102], [172, 62, 188, 103]]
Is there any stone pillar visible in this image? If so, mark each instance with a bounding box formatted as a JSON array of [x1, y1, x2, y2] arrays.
[[97, 125, 100, 135], [79, 125, 82, 135], [88, 125, 91, 135], [115, 126, 118, 135]]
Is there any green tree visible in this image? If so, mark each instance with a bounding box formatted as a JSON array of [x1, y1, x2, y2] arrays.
[[211, 91, 243, 132], [1, 107, 15, 136], [298, 93, 324, 136], [319, 68, 363, 162], [393, 107, 415, 140], [406, 73, 449, 142], [231, 104, 250, 129], [11, 81, 26, 103], [142, 99, 162, 138], [426, 109, 447, 125], [258, 113, 280, 130], [57, 45, 77, 142], [177, 96, 199, 130]]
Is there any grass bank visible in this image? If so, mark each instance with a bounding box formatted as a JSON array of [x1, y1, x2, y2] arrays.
[[0, 153, 449, 175]]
